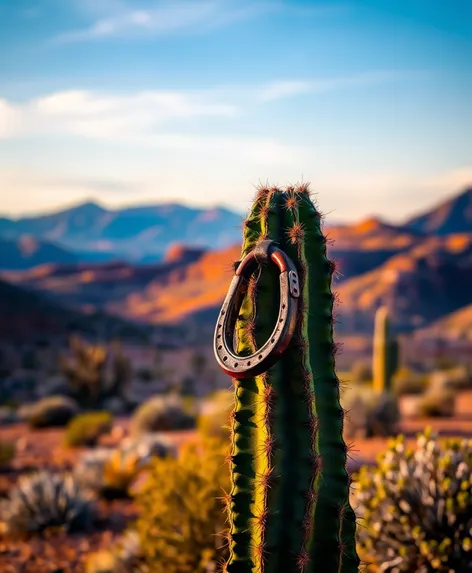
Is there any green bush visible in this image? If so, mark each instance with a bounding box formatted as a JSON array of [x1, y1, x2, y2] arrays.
[[27, 395, 79, 428], [0, 471, 95, 536], [0, 440, 15, 466], [354, 428, 472, 572], [64, 411, 113, 447], [341, 387, 400, 439], [130, 395, 196, 436], [133, 437, 230, 573]]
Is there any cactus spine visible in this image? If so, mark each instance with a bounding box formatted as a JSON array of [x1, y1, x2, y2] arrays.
[[372, 306, 399, 394], [225, 185, 359, 573]]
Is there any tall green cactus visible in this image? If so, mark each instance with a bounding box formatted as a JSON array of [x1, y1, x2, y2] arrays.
[[372, 306, 399, 394], [223, 185, 359, 573]]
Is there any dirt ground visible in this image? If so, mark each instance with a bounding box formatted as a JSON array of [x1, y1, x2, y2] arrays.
[[1, 392, 472, 572]]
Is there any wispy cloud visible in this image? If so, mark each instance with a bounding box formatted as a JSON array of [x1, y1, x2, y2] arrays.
[[0, 71, 418, 141], [253, 70, 427, 102], [53, 0, 280, 43], [0, 89, 237, 139]]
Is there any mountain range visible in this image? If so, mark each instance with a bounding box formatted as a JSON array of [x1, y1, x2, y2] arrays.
[[0, 201, 242, 266], [1, 186, 471, 340]]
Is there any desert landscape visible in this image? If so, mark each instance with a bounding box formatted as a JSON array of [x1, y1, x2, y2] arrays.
[[2, 1, 472, 571], [1, 186, 472, 572]]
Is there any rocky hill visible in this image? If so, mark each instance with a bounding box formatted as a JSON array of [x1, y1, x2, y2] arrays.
[[405, 186, 472, 235]]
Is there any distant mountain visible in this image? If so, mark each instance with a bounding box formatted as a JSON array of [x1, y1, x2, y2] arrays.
[[327, 217, 425, 279], [0, 200, 242, 263], [405, 186, 472, 235], [108, 244, 240, 324], [113, 233, 472, 332], [417, 304, 472, 341], [336, 233, 472, 333], [0, 236, 78, 270], [2, 186, 472, 341], [1, 243, 207, 313]]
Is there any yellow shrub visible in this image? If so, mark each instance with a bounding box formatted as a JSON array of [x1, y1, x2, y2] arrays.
[[134, 436, 230, 573]]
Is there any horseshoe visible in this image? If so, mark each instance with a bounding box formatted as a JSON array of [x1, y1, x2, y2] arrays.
[[214, 240, 300, 379]]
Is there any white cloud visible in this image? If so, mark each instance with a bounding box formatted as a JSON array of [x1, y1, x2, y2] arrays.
[[0, 70, 416, 141], [0, 89, 237, 140], [54, 0, 280, 43]]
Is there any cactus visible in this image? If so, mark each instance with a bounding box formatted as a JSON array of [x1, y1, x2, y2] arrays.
[[221, 185, 359, 573], [372, 306, 399, 394]]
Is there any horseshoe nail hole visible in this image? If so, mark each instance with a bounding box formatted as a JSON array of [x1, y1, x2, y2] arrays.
[[279, 318, 283, 323], [218, 324, 222, 328], [271, 338, 275, 343], [234, 363, 238, 368], [218, 345, 222, 350], [258, 354, 263, 360], [217, 334, 221, 339], [247, 361, 251, 366], [223, 356, 228, 362], [221, 310, 225, 315], [282, 304, 286, 309]]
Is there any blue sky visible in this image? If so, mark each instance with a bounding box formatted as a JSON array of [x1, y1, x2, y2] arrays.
[[0, 0, 471, 221]]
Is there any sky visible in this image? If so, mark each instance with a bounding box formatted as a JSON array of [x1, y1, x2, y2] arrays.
[[0, 0, 471, 222]]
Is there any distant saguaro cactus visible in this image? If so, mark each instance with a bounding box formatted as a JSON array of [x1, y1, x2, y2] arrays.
[[372, 306, 399, 393]]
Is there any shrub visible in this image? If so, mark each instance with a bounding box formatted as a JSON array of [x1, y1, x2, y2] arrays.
[[350, 360, 372, 383], [60, 335, 131, 409], [130, 395, 196, 436], [393, 367, 428, 396], [197, 390, 233, 440], [133, 437, 230, 573], [428, 365, 472, 392], [64, 411, 113, 447], [416, 389, 456, 418], [74, 448, 114, 494], [0, 406, 18, 426], [355, 428, 472, 572], [27, 395, 79, 428], [342, 387, 400, 439], [120, 433, 176, 461], [0, 440, 15, 466], [75, 435, 173, 500], [0, 471, 94, 536], [86, 531, 146, 573], [100, 449, 144, 499]]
